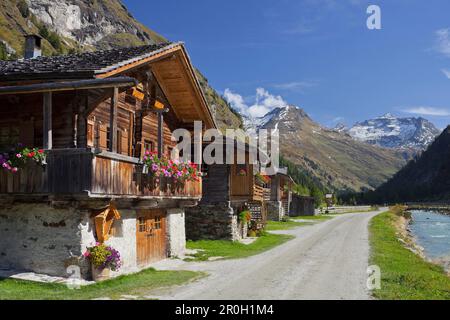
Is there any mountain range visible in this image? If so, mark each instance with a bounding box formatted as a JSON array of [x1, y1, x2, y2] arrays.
[[244, 106, 409, 192], [345, 113, 441, 150]]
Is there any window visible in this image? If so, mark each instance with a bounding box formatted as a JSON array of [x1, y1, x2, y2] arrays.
[[144, 140, 154, 154], [154, 216, 162, 230], [235, 164, 248, 176], [116, 129, 122, 154], [106, 127, 111, 150], [138, 217, 146, 232], [0, 125, 19, 148]]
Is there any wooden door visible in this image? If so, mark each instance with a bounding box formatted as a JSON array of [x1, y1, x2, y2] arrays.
[[136, 209, 167, 266]]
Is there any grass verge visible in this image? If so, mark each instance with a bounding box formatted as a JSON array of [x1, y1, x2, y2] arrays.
[[265, 220, 309, 231], [369, 210, 450, 300], [289, 215, 334, 222], [186, 233, 294, 261], [0, 268, 204, 300]]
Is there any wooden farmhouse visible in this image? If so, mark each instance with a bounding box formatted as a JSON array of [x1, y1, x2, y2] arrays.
[[186, 139, 271, 241], [0, 37, 215, 280], [266, 169, 294, 221]]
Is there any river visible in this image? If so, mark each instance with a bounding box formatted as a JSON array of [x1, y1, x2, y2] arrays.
[[409, 210, 450, 270]]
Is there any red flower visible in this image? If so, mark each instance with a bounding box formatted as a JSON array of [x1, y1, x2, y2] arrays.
[[38, 149, 44, 154], [27, 152, 35, 158]]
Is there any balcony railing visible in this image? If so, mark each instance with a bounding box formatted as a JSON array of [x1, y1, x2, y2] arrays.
[[0, 149, 202, 198], [253, 184, 271, 202]]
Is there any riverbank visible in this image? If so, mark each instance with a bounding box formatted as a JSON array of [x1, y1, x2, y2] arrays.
[[407, 210, 450, 274], [407, 203, 450, 214], [369, 208, 450, 300]]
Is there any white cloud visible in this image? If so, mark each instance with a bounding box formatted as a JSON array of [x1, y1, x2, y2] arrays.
[[223, 89, 248, 115], [273, 81, 317, 92], [435, 28, 450, 57], [332, 116, 345, 123], [401, 106, 450, 117], [442, 69, 450, 79], [224, 88, 288, 118]]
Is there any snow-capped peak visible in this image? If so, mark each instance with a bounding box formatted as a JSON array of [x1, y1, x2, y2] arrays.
[[347, 114, 441, 150]]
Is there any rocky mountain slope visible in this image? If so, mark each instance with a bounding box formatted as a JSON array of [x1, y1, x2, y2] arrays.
[[0, 0, 241, 130], [246, 106, 408, 192], [368, 127, 450, 203], [346, 113, 440, 150]]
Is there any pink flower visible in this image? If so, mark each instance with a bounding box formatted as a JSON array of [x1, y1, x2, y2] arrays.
[[83, 251, 90, 258], [16, 154, 22, 158], [11, 167, 18, 173]]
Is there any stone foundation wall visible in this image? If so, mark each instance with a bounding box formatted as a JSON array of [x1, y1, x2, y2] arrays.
[[0, 204, 188, 280], [0, 204, 84, 278], [185, 202, 246, 241], [166, 208, 186, 258], [267, 201, 283, 221]]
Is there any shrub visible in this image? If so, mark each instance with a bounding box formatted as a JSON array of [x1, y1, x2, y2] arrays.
[[390, 205, 409, 218], [17, 0, 29, 18], [248, 230, 257, 238]]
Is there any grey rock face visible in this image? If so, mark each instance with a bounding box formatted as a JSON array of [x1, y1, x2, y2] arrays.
[[26, 0, 156, 48]]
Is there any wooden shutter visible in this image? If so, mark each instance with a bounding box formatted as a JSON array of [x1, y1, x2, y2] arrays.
[[121, 129, 129, 156], [87, 121, 94, 147], [99, 124, 108, 150]]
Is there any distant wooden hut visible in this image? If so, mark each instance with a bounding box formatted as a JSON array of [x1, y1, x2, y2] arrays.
[[0, 41, 215, 280], [290, 195, 316, 216], [186, 139, 270, 241], [266, 169, 294, 221]]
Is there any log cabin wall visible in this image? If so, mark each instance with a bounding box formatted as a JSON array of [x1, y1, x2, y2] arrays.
[[200, 163, 231, 203], [87, 88, 177, 158], [0, 92, 76, 150]]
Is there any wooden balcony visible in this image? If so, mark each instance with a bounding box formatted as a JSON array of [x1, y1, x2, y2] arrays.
[[0, 149, 202, 199], [252, 184, 271, 202]]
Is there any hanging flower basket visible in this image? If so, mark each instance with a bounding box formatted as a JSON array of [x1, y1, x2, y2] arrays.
[[141, 150, 200, 193], [1, 144, 47, 174]]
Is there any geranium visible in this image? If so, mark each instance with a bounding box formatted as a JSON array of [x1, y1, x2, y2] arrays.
[[142, 151, 201, 183], [1, 144, 47, 174], [255, 172, 271, 186]]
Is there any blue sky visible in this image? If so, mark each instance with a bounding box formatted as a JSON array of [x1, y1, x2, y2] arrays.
[[124, 0, 450, 129]]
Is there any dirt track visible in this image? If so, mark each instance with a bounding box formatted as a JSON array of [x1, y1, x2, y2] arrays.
[[151, 210, 384, 300]]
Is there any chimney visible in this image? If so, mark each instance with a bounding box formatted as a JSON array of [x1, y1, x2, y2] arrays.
[[24, 34, 42, 59]]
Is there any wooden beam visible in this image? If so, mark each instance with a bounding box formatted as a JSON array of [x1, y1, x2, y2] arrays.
[[76, 93, 88, 149], [157, 111, 164, 158], [43, 92, 52, 150], [0, 77, 137, 95], [109, 87, 119, 152]]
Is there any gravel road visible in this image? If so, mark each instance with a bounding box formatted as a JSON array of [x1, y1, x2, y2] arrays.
[[151, 210, 384, 300]]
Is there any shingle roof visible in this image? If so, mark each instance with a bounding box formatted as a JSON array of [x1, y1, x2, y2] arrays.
[[0, 42, 179, 81]]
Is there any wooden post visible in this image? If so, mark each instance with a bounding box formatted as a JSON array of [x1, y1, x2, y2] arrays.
[[43, 92, 52, 150], [157, 110, 164, 158], [76, 93, 88, 149], [109, 87, 118, 152]]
